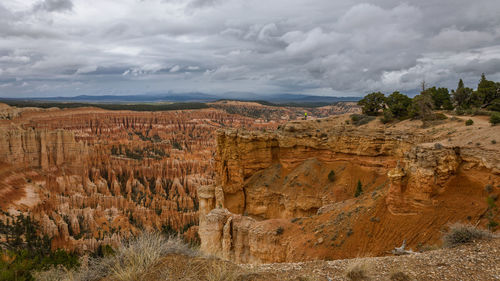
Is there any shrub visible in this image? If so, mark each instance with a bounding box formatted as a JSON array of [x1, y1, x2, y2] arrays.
[[492, 140, 497, 144], [381, 109, 394, 124], [172, 140, 183, 150], [355, 180, 363, 197], [205, 260, 241, 281], [345, 260, 370, 281], [276, 227, 284, 235], [486, 195, 498, 231], [328, 170, 336, 182], [455, 108, 466, 115], [104, 232, 177, 281], [490, 112, 500, 125], [433, 113, 448, 120], [350, 114, 375, 126], [390, 271, 411, 281], [465, 119, 474, 126], [442, 223, 493, 248]]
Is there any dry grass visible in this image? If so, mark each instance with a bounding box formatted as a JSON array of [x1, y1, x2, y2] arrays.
[[205, 259, 242, 281], [345, 260, 371, 281], [34, 232, 252, 281], [151, 254, 248, 281], [108, 232, 197, 281], [33, 266, 78, 281], [34, 232, 199, 281], [442, 223, 493, 248]]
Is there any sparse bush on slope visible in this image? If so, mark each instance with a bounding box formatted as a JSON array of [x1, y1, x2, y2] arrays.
[[390, 270, 411, 281], [442, 223, 493, 248], [328, 170, 336, 182], [345, 260, 371, 281], [109, 232, 196, 281], [350, 114, 375, 126], [490, 112, 500, 125]]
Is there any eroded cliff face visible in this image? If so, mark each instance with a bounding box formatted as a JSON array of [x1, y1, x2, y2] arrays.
[[0, 126, 87, 169], [0, 104, 279, 253], [199, 115, 500, 263]]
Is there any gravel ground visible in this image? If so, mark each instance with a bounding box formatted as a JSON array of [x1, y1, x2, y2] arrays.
[[243, 238, 500, 280]]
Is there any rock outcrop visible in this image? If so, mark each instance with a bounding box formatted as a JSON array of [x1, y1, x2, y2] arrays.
[[199, 115, 500, 263], [0, 126, 87, 169]]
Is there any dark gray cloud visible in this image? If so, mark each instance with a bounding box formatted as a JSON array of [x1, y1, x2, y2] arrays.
[[34, 0, 73, 12], [0, 0, 499, 98]]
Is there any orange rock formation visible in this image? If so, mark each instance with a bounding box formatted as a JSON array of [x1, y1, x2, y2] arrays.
[[198, 114, 500, 263], [0, 103, 281, 252]]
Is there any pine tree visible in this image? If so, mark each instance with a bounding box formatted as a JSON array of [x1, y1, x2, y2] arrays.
[[476, 73, 498, 107], [355, 180, 363, 197], [453, 78, 473, 109]]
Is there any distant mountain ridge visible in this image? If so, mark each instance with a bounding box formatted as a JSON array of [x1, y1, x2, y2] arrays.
[[1, 93, 361, 104]]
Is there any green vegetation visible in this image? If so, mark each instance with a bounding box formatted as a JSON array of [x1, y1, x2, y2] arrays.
[[486, 195, 498, 231], [426, 87, 453, 110], [475, 73, 500, 109], [357, 92, 386, 116], [409, 92, 434, 120], [350, 114, 375, 126], [110, 144, 168, 160], [490, 112, 500, 125], [328, 170, 336, 182], [357, 74, 500, 124], [276, 226, 284, 235], [385, 91, 412, 120], [0, 100, 209, 111], [355, 180, 363, 197], [465, 119, 474, 126], [452, 79, 474, 109], [172, 140, 183, 150], [0, 213, 79, 281]]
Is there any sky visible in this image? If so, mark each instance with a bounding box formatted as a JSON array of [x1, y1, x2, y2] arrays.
[[0, 0, 500, 98]]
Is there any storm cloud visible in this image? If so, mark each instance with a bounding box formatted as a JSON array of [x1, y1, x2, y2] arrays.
[[0, 0, 499, 97]]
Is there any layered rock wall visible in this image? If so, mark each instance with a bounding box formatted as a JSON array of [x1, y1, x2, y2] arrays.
[[0, 127, 87, 169], [199, 116, 500, 263]]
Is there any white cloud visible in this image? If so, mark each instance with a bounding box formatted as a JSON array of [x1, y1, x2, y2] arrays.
[[75, 65, 97, 74], [0, 55, 30, 63], [169, 65, 180, 72]]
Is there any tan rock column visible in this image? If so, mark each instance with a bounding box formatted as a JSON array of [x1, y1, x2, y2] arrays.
[[197, 185, 216, 217]]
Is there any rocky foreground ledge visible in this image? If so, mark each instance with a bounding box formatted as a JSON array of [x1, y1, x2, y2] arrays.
[[244, 238, 500, 280]]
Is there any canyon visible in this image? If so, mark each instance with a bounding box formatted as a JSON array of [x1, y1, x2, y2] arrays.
[[198, 113, 499, 263], [1, 101, 498, 265], [0, 101, 357, 253]]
